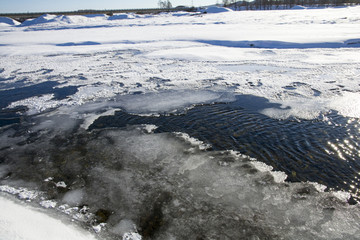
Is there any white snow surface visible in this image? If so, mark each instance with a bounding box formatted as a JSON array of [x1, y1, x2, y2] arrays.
[[0, 195, 98, 240], [202, 6, 233, 13], [0, 8, 360, 239], [0, 7, 359, 120], [0, 17, 20, 26]]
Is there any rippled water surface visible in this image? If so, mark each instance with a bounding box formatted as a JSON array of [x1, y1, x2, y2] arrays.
[[1, 92, 360, 239], [90, 95, 360, 199]]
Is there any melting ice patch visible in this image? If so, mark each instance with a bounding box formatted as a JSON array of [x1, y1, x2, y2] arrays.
[[7, 90, 235, 116], [261, 92, 360, 120], [1, 127, 359, 239], [112, 90, 236, 115], [329, 92, 360, 119]]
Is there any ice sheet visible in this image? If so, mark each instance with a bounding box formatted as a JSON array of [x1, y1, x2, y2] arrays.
[[1, 127, 359, 239], [0, 195, 98, 240]]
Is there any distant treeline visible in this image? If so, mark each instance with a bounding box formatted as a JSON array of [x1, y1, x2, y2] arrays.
[[0, 8, 192, 22], [224, 0, 360, 10]]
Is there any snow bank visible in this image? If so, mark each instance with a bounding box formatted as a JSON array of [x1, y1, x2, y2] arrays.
[[22, 14, 58, 26], [202, 6, 233, 13], [21, 14, 109, 26], [291, 5, 307, 10], [109, 14, 135, 20], [0, 17, 20, 26], [0, 196, 98, 240]]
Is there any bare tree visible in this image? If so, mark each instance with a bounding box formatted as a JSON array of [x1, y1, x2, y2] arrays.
[[158, 0, 173, 8], [223, 0, 230, 6]]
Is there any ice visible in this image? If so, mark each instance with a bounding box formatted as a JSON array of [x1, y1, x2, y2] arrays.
[[0, 185, 39, 201], [0, 195, 98, 240], [329, 92, 360, 119], [2, 126, 360, 239], [174, 132, 211, 150], [1, 6, 360, 240], [56, 181, 67, 188], [40, 200, 57, 209], [110, 219, 140, 239], [137, 124, 158, 134], [62, 189, 85, 206], [122, 232, 142, 240], [261, 92, 360, 120], [7, 94, 62, 115], [112, 90, 236, 115]]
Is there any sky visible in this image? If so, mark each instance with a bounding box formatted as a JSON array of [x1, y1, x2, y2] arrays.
[[0, 0, 220, 13]]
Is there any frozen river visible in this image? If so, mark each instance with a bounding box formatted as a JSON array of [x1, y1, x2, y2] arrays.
[[1, 6, 360, 240]]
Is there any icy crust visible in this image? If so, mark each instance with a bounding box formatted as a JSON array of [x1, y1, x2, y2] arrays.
[[261, 92, 360, 120], [174, 132, 212, 150], [6, 90, 236, 130], [0, 185, 95, 224], [1, 47, 359, 122], [0, 185, 39, 201], [1, 127, 359, 239], [0, 194, 99, 240]]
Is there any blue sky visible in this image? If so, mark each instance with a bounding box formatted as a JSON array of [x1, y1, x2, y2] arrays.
[[0, 0, 220, 13]]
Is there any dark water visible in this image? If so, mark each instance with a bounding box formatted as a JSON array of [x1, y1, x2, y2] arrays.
[[1, 92, 360, 239], [0, 81, 78, 127], [90, 95, 360, 200]]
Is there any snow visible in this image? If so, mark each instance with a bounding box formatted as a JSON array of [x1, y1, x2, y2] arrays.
[[202, 6, 233, 13], [291, 5, 307, 10], [0, 16, 20, 26], [109, 14, 136, 20], [0, 6, 360, 240], [0, 195, 98, 240]]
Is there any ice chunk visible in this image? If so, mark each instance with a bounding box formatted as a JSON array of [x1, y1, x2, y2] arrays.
[[137, 124, 158, 133], [0, 185, 39, 201], [92, 223, 106, 233], [262, 92, 360, 120], [110, 219, 137, 236], [40, 200, 57, 209], [114, 90, 235, 115], [56, 181, 67, 188], [123, 232, 142, 240], [174, 132, 211, 150], [62, 189, 85, 206]]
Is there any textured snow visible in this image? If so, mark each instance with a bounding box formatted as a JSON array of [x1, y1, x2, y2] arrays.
[[0, 7, 360, 240], [0, 16, 20, 26], [0, 195, 98, 240], [202, 6, 233, 13], [1, 7, 359, 121]]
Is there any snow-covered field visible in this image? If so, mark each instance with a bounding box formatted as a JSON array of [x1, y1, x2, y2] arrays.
[[0, 6, 360, 240]]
